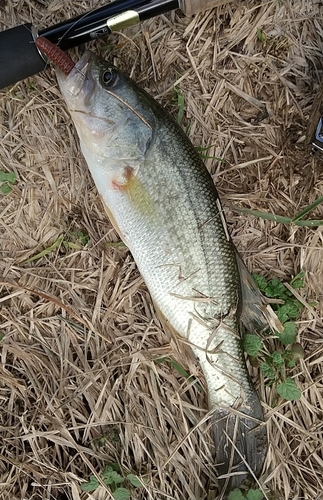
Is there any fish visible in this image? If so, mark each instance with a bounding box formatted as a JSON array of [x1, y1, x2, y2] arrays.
[[38, 40, 270, 496]]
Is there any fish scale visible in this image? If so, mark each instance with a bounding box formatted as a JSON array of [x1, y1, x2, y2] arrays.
[[55, 50, 267, 496]]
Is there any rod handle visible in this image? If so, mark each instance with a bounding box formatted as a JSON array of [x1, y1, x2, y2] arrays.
[[0, 23, 46, 89]]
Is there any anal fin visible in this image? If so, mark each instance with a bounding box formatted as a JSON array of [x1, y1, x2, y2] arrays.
[[235, 251, 284, 335]]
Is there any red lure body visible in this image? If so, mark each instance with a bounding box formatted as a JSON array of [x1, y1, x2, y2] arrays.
[[35, 37, 75, 75]]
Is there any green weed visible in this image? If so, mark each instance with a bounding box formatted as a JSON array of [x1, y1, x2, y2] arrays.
[[243, 271, 306, 401], [228, 488, 265, 500], [234, 195, 323, 227], [154, 356, 205, 393], [195, 144, 226, 162], [172, 84, 191, 134], [257, 28, 267, 45], [81, 462, 147, 499], [70, 230, 88, 247], [0, 170, 17, 195], [24, 230, 89, 263], [173, 85, 185, 126]]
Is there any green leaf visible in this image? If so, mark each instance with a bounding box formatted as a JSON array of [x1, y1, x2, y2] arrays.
[[0, 171, 17, 183], [109, 463, 121, 473], [6, 172, 17, 183], [276, 378, 301, 401], [102, 468, 124, 485], [260, 362, 275, 380], [1, 183, 13, 195], [113, 487, 131, 500], [0, 172, 8, 181], [76, 230, 89, 246], [288, 302, 302, 319], [278, 322, 297, 345], [243, 334, 263, 357], [290, 270, 305, 290], [228, 489, 245, 500], [126, 474, 143, 487], [265, 278, 288, 299], [271, 351, 284, 368], [282, 346, 302, 368], [277, 300, 303, 323], [252, 273, 268, 293], [290, 343, 305, 360], [276, 307, 289, 324], [80, 475, 99, 492], [246, 489, 264, 500]]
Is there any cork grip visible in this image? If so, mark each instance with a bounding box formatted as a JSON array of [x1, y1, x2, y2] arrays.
[[179, 0, 235, 17]]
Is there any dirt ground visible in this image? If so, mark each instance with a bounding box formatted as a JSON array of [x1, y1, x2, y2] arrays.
[[1, 1, 323, 499]]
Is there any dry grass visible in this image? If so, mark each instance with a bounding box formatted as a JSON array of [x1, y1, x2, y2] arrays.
[[1, 1, 323, 499]]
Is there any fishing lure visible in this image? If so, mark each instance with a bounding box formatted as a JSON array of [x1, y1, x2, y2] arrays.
[[35, 37, 75, 75]]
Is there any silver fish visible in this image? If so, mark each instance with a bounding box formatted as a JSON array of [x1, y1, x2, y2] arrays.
[[56, 51, 269, 495]]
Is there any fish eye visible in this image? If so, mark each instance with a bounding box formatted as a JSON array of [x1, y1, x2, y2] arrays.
[[101, 68, 115, 86]]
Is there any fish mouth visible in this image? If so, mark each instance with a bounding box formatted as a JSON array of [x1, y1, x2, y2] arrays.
[[56, 51, 96, 103]]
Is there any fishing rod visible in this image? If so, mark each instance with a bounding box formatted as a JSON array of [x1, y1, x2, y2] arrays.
[[0, 0, 232, 89]]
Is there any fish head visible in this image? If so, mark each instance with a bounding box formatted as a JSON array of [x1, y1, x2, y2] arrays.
[[56, 51, 155, 170]]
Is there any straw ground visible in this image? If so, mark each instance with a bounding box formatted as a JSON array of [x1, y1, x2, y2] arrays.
[[0, 1, 323, 499]]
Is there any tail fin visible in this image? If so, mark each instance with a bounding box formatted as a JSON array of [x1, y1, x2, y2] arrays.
[[213, 403, 267, 495], [212, 251, 269, 496]]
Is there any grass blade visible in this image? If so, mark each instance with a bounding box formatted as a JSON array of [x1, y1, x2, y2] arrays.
[[292, 219, 323, 227], [154, 357, 204, 392], [173, 86, 185, 125], [233, 207, 323, 227], [291, 195, 323, 222], [233, 207, 292, 223], [23, 236, 64, 263]]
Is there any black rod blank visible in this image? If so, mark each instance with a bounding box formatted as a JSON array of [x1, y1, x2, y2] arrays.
[[0, 0, 179, 89]]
